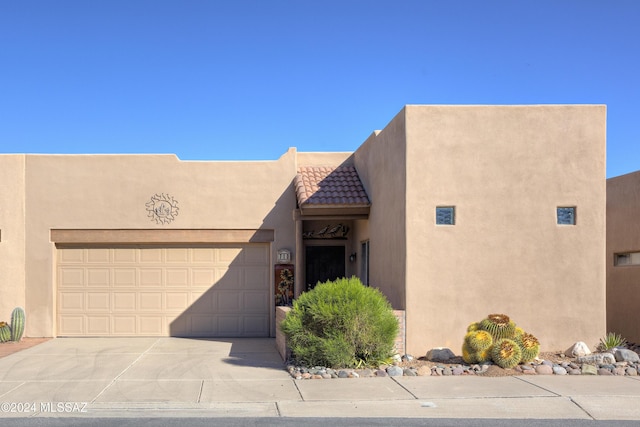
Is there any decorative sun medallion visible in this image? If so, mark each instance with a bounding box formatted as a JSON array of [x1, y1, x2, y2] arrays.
[[145, 193, 179, 224]]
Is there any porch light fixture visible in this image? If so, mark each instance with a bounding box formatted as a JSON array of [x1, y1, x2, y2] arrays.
[[349, 252, 357, 262]]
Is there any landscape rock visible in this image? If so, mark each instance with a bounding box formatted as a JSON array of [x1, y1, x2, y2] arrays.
[[615, 349, 640, 363], [386, 366, 403, 377], [426, 347, 456, 362], [598, 368, 613, 376], [535, 365, 553, 375], [374, 369, 387, 377], [452, 367, 465, 375], [567, 342, 591, 357], [359, 369, 373, 377], [626, 367, 638, 376], [577, 353, 616, 365], [581, 364, 598, 375], [403, 368, 417, 376], [552, 366, 567, 375], [613, 367, 627, 376]]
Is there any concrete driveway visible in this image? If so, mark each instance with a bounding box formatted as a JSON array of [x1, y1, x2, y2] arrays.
[[0, 337, 299, 416]]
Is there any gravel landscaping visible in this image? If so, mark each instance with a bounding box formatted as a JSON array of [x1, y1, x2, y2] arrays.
[[287, 343, 640, 379]]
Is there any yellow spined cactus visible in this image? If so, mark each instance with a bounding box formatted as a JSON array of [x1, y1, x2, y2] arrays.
[[464, 330, 493, 351], [516, 332, 540, 363], [480, 313, 516, 340], [491, 338, 522, 369]]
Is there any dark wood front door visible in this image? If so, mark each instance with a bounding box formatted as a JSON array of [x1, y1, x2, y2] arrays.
[[305, 246, 345, 291]]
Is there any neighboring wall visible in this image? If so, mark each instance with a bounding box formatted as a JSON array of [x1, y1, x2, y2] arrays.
[[17, 150, 299, 337], [607, 171, 640, 343], [0, 155, 26, 320], [404, 105, 606, 354], [354, 110, 407, 310]]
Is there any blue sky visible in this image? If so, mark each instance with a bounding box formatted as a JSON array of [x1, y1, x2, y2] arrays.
[[1, 1, 638, 178]]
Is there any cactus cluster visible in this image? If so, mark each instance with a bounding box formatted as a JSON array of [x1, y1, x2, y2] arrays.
[[0, 307, 26, 344], [462, 313, 540, 369]]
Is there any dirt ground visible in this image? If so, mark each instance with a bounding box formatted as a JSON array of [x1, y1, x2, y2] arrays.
[[0, 337, 51, 359]]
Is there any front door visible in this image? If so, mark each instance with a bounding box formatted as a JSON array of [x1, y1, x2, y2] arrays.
[[305, 246, 345, 291]]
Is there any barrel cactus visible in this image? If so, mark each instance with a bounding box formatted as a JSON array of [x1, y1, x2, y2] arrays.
[[467, 322, 480, 332], [491, 338, 522, 369], [464, 330, 493, 351], [480, 314, 516, 340], [462, 313, 540, 369], [461, 342, 477, 364], [10, 307, 25, 342], [516, 332, 540, 363], [0, 322, 11, 343]]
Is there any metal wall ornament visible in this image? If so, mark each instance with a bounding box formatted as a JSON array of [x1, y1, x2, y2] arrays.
[[146, 193, 179, 224], [302, 223, 350, 239], [275, 264, 294, 307]]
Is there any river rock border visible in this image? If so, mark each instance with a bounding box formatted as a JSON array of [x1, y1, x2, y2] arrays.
[[286, 346, 640, 379]]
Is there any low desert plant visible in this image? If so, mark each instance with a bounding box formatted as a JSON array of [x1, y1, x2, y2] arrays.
[[462, 313, 540, 367], [0, 322, 11, 343], [280, 276, 399, 368], [597, 332, 627, 351]]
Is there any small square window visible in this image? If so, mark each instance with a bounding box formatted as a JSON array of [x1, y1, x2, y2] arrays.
[[615, 252, 640, 266], [436, 206, 455, 225], [557, 207, 576, 225]]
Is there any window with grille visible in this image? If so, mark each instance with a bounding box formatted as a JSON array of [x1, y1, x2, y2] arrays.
[[436, 206, 455, 225], [557, 207, 576, 225]]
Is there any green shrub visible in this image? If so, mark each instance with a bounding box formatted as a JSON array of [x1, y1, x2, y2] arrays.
[[597, 332, 627, 351], [280, 276, 399, 368]]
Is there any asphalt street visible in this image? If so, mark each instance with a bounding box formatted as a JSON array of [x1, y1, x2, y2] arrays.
[[2, 418, 640, 427]]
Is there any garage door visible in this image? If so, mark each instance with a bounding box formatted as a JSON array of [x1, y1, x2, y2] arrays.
[[56, 244, 270, 337]]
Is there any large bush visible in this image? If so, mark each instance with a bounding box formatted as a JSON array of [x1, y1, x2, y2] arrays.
[[280, 277, 399, 368]]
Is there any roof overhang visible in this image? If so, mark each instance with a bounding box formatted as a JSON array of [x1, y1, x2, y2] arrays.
[[294, 165, 371, 218]]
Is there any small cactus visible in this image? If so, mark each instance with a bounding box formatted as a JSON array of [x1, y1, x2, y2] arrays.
[[10, 307, 25, 342], [461, 342, 477, 364], [0, 322, 11, 343], [464, 330, 493, 352], [467, 322, 480, 332], [516, 332, 540, 363], [480, 314, 516, 340], [491, 338, 522, 369]]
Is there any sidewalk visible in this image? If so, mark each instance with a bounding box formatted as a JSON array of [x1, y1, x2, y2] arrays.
[[0, 337, 639, 420]]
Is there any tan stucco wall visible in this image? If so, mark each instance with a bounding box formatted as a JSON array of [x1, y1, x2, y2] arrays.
[[607, 171, 640, 343], [403, 105, 607, 354], [295, 152, 353, 167], [354, 110, 407, 309], [0, 155, 27, 320], [19, 150, 300, 337]]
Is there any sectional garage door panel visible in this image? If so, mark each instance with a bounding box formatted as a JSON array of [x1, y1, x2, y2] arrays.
[[56, 245, 270, 337]]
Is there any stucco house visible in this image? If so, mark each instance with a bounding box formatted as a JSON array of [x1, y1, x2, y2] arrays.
[[0, 105, 607, 355], [607, 170, 640, 344]]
